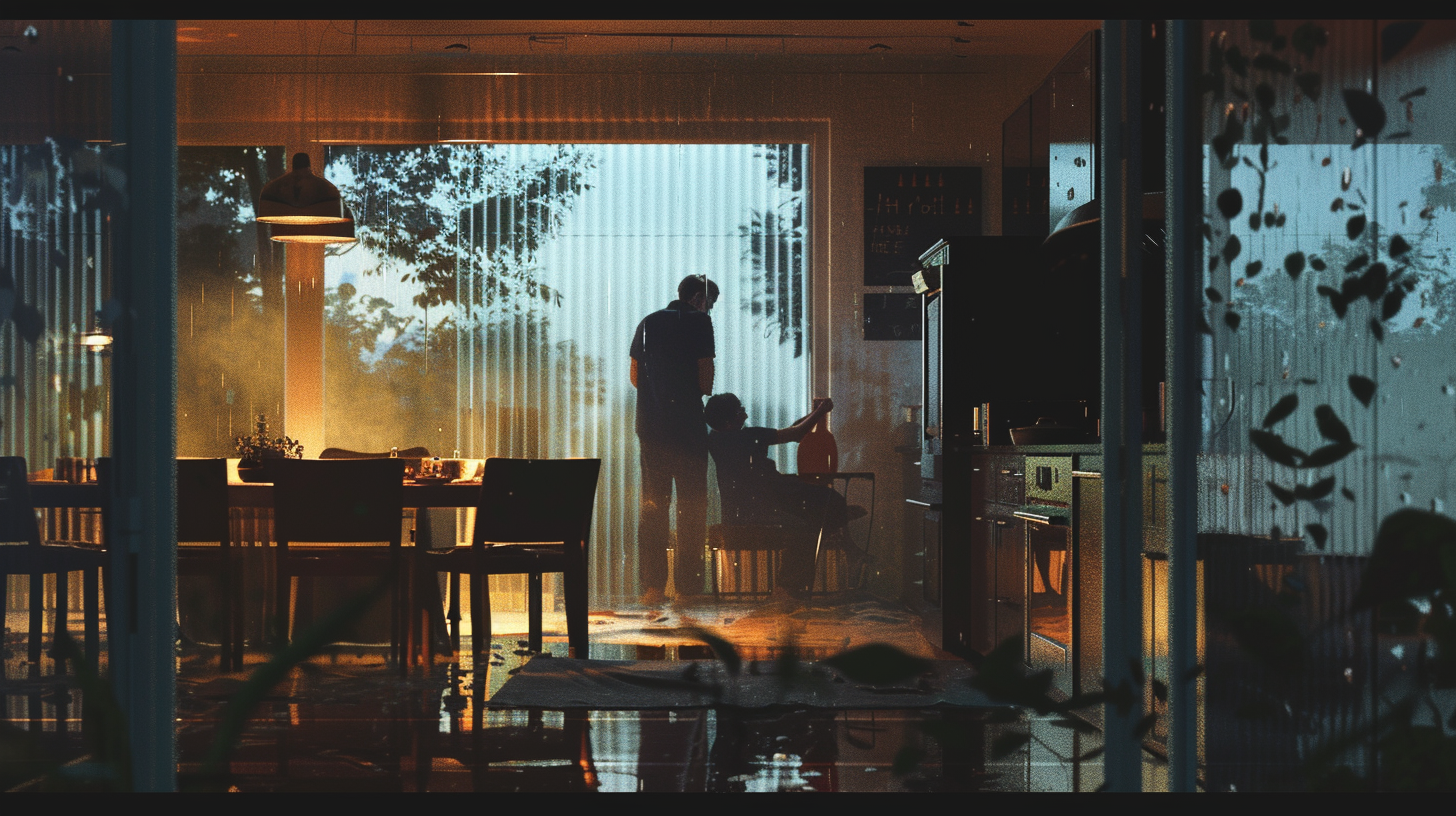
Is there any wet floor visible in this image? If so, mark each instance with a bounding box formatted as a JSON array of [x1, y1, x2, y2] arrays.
[[3, 595, 1141, 791]]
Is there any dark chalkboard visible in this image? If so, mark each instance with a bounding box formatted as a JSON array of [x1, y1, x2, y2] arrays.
[[862, 293, 921, 341], [864, 167, 982, 286]]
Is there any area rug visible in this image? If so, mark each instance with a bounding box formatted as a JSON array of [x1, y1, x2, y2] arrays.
[[586, 597, 940, 662], [487, 657, 1005, 710]]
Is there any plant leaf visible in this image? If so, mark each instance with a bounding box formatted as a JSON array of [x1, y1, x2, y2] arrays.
[[1383, 288, 1406, 321], [1206, 287, 1224, 303], [1267, 481, 1296, 505], [1225, 311, 1242, 331], [1345, 253, 1369, 272], [1250, 430, 1305, 467], [1284, 251, 1305, 278], [1381, 20, 1424, 64], [1217, 188, 1243, 219], [1302, 441, 1359, 469], [1223, 235, 1242, 264], [1295, 476, 1337, 501], [1342, 89, 1387, 145], [1353, 508, 1456, 609], [1262, 393, 1299, 428], [1347, 214, 1367, 239], [1306, 523, 1329, 550], [1246, 260, 1263, 278], [1295, 71, 1322, 101], [1314, 404, 1352, 443], [823, 643, 932, 685], [1292, 22, 1328, 58], [1390, 234, 1412, 257]]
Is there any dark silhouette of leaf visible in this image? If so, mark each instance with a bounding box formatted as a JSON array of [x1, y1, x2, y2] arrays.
[[1381, 20, 1424, 64], [1390, 234, 1412, 257], [1310, 257, 1326, 271], [892, 745, 927, 775], [1213, 115, 1244, 161], [823, 643, 932, 685], [1331, 197, 1345, 212], [1317, 285, 1348, 317], [1371, 318, 1385, 341], [1133, 713, 1159, 740], [1295, 476, 1336, 502], [1353, 508, 1456, 609], [1249, 211, 1262, 231], [1264, 212, 1276, 227], [1253, 54, 1291, 75], [1151, 679, 1168, 702], [1226, 45, 1248, 77], [1129, 657, 1144, 687], [990, 731, 1030, 760], [1303, 441, 1358, 469], [1314, 404, 1351, 443], [1344, 253, 1368, 272], [1284, 251, 1306, 278], [1300, 378, 1318, 385], [1223, 235, 1242, 264], [1387, 131, 1411, 140], [1349, 374, 1376, 406], [1295, 71, 1322, 101], [1246, 261, 1263, 278], [1342, 90, 1386, 145], [1306, 523, 1329, 550], [1292, 22, 1327, 58], [1271, 524, 1284, 541], [1362, 263, 1389, 301], [1225, 311, 1241, 331], [1205, 287, 1224, 303], [1343, 487, 1357, 501], [1217, 188, 1243, 219], [1347, 214, 1367, 239], [1255, 82, 1276, 110], [685, 627, 741, 676], [1219, 603, 1305, 674], [1249, 20, 1276, 41], [1251, 430, 1305, 467], [1267, 481, 1296, 505], [1399, 86, 1427, 103], [1198, 315, 1214, 335], [1383, 288, 1406, 321], [12, 303, 42, 344], [1262, 393, 1298, 428]]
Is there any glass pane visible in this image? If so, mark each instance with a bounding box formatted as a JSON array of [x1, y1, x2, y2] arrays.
[[1198, 19, 1456, 791], [321, 143, 811, 601]]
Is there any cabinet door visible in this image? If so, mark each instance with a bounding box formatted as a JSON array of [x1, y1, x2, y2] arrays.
[[993, 515, 1026, 650]]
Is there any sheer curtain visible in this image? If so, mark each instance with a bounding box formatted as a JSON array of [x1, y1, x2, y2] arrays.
[[324, 143, 811, 602]]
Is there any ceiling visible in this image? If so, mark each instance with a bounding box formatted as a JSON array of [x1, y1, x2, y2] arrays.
[[174, 20, 1099, 61]]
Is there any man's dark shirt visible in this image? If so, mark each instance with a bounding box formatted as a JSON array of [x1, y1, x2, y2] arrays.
[[631, 300, 714, 443], [706, 426, 779, 518]]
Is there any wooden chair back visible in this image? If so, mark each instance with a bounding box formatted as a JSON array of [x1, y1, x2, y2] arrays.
[[471, 458, 601, 551], [272, 458, 405, 545]]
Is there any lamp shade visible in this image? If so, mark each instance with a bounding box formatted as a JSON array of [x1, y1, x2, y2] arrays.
[[256, 152, 350, 225], [269, 202, 358, 244]]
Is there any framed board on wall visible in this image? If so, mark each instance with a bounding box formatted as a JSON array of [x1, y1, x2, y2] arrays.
[[863, 166, 982, 286]]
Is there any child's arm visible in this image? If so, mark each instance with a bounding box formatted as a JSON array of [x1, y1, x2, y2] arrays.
[[774, 398, 833, 444]]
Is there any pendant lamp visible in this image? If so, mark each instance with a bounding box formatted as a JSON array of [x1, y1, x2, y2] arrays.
[[257, 152, 357, 244]]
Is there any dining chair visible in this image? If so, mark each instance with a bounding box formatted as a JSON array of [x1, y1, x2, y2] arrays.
[[421, 457, 601, 665], [0, 457, 106, 673], [176, 458, 241, 671], [271, 457, 407, 671]]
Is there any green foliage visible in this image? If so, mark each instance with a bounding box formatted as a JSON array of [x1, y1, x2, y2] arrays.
[[329, 145, 595, 312]]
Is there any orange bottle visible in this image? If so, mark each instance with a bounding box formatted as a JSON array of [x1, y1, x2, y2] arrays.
[[797, 397, 839, 475]]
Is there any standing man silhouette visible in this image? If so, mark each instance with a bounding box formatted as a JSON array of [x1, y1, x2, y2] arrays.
[[631, 275, 717, 601]]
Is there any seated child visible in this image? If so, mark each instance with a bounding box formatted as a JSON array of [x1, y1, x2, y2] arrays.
[[703, 393, 853, 594]]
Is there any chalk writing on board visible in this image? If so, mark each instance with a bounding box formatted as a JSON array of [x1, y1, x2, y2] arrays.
[[864, 167, 982, 286]]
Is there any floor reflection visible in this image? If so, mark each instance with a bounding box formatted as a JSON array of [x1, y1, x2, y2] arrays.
[[3, 595, 1109, 792]]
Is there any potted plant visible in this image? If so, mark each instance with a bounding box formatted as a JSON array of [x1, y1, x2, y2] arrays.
[[234, 414, 303, 482]]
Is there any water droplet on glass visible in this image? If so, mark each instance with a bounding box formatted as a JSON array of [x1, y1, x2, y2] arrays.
[[1392, 355, 1402, 368]]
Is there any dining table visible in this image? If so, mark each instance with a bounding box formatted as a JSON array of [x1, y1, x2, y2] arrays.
[[27, 473, 491, 669]]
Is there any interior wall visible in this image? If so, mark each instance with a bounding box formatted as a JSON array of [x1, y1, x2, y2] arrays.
[[176, 38, 1096, 600]]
